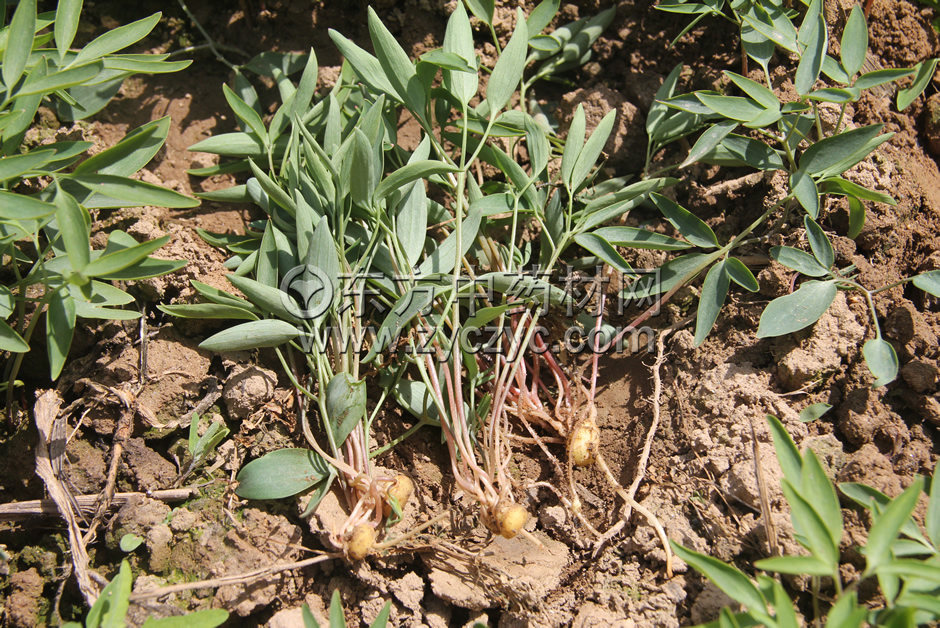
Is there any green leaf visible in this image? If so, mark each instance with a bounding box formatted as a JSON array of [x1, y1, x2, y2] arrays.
[[524, 114, 551, 177], [791, 170, 820, 218], [724, 257, 759, 292], [290, 48, 318, 121], [670, 542, 771, 622], [2, 0, 36, 92], [801, 449, 843, 550], [696, 93, 766, 122], [724, 71, 780, 109], [897, 58, 939, 111], [464, 0, 495, 25], [0, 320, 29, 353], [804, 87, 861, 104], [67, 174, 199, 208], [0, 148, 56, 182], [680, 119, 738, 168], [75, 118, 170, 177], [190, 280, 258, 312], [799, 403, 832, 422], [771, 580, 800, 628], [368, 7, 426, 117], [799, 124, 887, 177], [571, 109, 616, 190], [865, 478, 925, 575], [349, 129, 376, 207], [329, 590, 347, 628], [69, 12, 160, 68], [369, 602, 392, 628], [574, 232, 631, 273], [442, 2, 477, 106], [561, 104, 586, 189], [119, 533, 144, 552], [848, 197, 866, 240], [87, 560, 132, 628], [841, 5, 868, 77], [819, 177, 896, 206], [487, 9, 528, 113], [527, 0, 560, 35], [825, 592, 866, 628], [55, 0, 83, 62], [82, 235, 170, 279], [757, 280, 838, 337], [913, 270, 940, 297], [226, 274, 303, 323], [143, 609, 229, 628], [363, 285, 437, 363], [863, 337, 899, 388], [47, 291, 76, 381], [301, 604, 321, 628], [375, 161, 460, 202], [0, 190, 56, 220], [54, 186, 90, 273], [651, 193, 719, 248], [328, 30, 401, 102], [781, 479, 839, 568], [592, 226, 692, 251], [11, 62, 103, 98], [795, 11, 826, 95], [235, 448, 332, 500], [695, 260, 730, 346], [855, 68, 915, 90], [188, 132, 269, 158], [200, 319, 300, 352], [928, 462, 940, 549], [804, 217, 834, 269], [249, 160, 296, 214], [753, 555, 834, 576], [766, 413, 801, 487], [417, 203, 482, 276], [326, 373, 367, 447], [702, 135, 785, 171], [157, 303, 258, 321]]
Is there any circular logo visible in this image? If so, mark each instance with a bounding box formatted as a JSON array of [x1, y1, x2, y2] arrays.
[[280, 265, 334, 320]]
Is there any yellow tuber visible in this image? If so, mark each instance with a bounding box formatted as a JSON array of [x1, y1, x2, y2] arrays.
[[383, 474, 414, 518], [569, 417, 600, 467], [494, 501, 529, 539], [345, 524, 375, 560]]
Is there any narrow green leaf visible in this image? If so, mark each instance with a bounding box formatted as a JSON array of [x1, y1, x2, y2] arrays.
[[841, 6, 868, 77], [753, 555, 834, 576], [191, 280, 258, 312], [224, 84, 268, 145], [724, 71, 780, 109], [819, 177, 896, 206], [781, 479, 839, 567], [527, 0, 560, 35], [75, 117, 170, 177], [897, 58, 939, 111], [800, 449, 843, 550], [83, 235, 170, 278], [592, 226, 692, 251], [226, 274, 303, 324], [290, 48, 318, 121], [795, 10, 826, 95], [158, 304, 258, 321], [0, 190, 56, 220], [235, 448, 332, 500], [696, 93, 766, 122], [2, 0, 36, 92], [855, 68, 915, 90], [200, 319, 300, 352], [67, 174, 199, 208], [89, 560, 132, 628], [11, 62, 105, 99], [0, 319, 29, 353], [670, 542, 770, 621], [825, 592, 866, 628], [863, 338, 899, 388], [375, 161, 460, 202], [771, 580, 800, 628], [442, 2, 477, 106], [188, 132, 268, 158], [804, 217, 834, 269], [329, 590, 347, 628], [804, 87, 861, 104], [913, 270, 940, 297], [651, 193, 719, 249], [55, 0, 83, 62], [756, 280, 838, 337], [724, 257, 759, 292], [464, 0, 495, 25], [798, 124, 886, 177], [865, 478, 925, 575], [680, 119, 738, 168], [417, 204, 482, 276], [397, 184, 428, 269], [487, 9, 528, 113], [369, 603, 392, 628], [799, 402, 832, 422], [328, 30, 402, 102], [53, 186, 90, 273], [702, 135, 785, 171], [571, 109, 616, 190], [69, 13, 161, 68], [927, 460, 940, 548], [574, 232, 631, 273], [561, 104, 585, 189], [363, 286, 437, 363], [368, 7, 426, 116], [47, 291, 76, 380], [0, 148, 56, 181], [848, 197, 866, 240], [694, 260, 730, 346], [791, 171, 820, 218], [349, 129, 376, 207], [143, 609, 228, 628], [325, 373, 367, 447]]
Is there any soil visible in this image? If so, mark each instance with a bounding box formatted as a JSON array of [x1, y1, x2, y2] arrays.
[[2, 0, 940, 626]]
